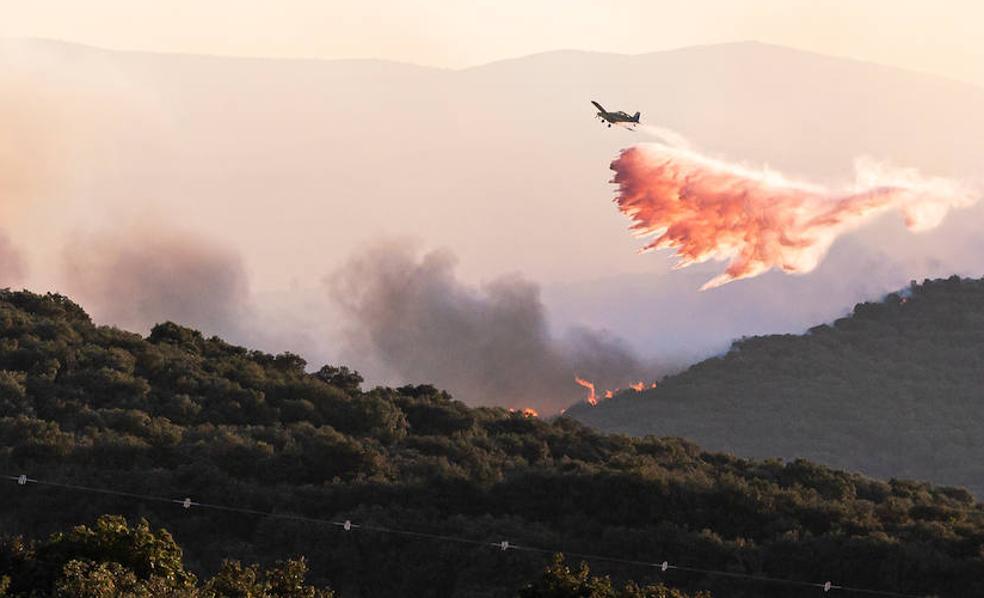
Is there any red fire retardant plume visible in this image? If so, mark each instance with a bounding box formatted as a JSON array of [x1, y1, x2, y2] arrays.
[[611, 143, 977, 290]]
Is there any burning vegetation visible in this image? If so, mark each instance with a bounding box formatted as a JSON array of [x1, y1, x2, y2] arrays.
[[575, 375, 656, 406], [574, 375, 598, 405]]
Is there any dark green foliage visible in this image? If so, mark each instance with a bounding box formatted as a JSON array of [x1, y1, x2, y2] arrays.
[[0, 514, 331, 597], [0, 290, 981, 596], [203, 556, 333, 597], [315, 366, 364, 394], [39, 515, 194, 590], [520, 555, 710, 598], [576, 276, 984, 497]]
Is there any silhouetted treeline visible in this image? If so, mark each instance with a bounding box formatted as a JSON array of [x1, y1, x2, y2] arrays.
[[0, 290, 982, 596], [574, 275, 984, 498]]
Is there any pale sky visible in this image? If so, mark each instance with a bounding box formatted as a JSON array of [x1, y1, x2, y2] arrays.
[[2, 0, 984, 86]]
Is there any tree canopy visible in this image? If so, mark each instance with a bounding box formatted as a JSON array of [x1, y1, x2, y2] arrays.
[[0, 514, 333, 597], [575, 276, 984, 497], [0, 289, 981, 596], [520, 555, 710, 598]]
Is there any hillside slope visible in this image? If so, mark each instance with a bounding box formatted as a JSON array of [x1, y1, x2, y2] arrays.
[[572, 276, 984, 497], [0, 290, 983, 596]]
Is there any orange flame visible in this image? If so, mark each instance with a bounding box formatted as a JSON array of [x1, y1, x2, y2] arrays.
[[611, 143, 976, 289], [576, 377, 658, 406], [574, 375, 598, 406], [508, 406, 539, 417]]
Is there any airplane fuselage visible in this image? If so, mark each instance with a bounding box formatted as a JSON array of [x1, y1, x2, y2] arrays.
[[597, 111, 637, 123], [591, 100, 640, 128]]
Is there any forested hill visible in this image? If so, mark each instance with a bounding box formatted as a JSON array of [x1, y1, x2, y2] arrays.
[[572, 275, 984, 497], [1, 290, 983, 597]]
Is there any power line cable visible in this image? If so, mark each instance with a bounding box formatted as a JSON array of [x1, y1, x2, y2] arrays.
[[1, 473, 933, 597]]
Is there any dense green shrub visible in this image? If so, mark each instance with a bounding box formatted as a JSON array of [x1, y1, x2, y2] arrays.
[[576, 276, 984, 497], [0, 290, 981, 596]]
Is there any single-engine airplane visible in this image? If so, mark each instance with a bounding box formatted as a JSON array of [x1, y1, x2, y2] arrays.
[[591, 100, 640, 129]]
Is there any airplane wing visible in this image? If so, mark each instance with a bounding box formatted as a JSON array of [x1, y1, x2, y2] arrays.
[[591, 100, 606, 112]]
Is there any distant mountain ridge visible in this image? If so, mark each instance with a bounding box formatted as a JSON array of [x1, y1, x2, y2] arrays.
[[12, 37, 982, 88], [571, 275, 984, 496], [4, 37, 984, 378]]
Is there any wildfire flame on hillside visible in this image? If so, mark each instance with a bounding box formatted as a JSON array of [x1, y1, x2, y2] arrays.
[[508, 407, 540, 417], [574, 376, 597, 405], [575, 377, 656, 406]]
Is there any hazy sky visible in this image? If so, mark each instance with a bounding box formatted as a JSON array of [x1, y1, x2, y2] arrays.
[[4, 0, 984, 408], [2, 0, 984, 86]]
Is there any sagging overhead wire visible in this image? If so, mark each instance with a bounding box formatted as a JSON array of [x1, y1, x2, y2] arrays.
[[2, 473, 931, 597]]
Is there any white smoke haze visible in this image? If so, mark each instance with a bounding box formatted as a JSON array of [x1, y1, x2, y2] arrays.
[[0, 233, 26, 286], [636, 124, 692, 149], [2, 39, 984, 400], [0, 40, 171, 293], [0, 48, 79, 284]]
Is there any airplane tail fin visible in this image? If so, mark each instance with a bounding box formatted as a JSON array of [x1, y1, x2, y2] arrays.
[[632, 111, 641, 122]]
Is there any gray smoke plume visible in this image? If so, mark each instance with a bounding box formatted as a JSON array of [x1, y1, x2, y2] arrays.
[[62, 228, 250, 336], [329, 242, 655, 413]]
